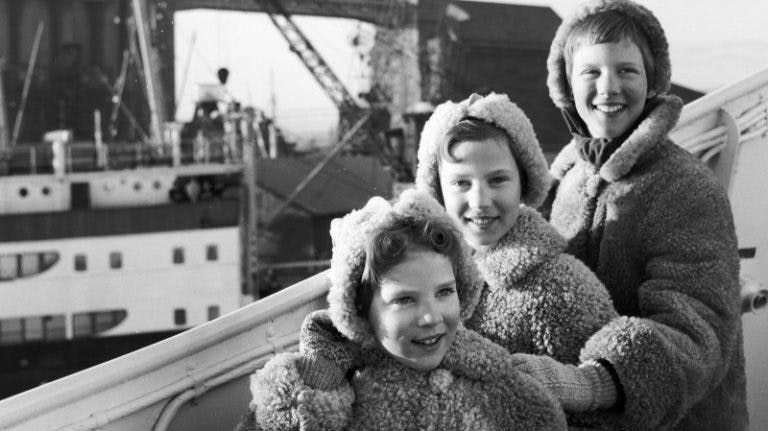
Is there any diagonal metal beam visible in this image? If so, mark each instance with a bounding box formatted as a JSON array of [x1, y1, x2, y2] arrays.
[[265, 112, 371, 227]]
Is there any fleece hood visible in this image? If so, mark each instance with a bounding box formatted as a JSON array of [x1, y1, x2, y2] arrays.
[[415, 92, 551, 209], [327, 188, 484, 347], [547, 0, 672, 110]]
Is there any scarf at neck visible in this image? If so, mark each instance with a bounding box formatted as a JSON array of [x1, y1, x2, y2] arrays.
[[561, 98, 660, 169]]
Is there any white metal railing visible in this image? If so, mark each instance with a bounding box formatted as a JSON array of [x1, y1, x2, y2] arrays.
[[670, 68, 768, 191], [0, 271, 330, 431]]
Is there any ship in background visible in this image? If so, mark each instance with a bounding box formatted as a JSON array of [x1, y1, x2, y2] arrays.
[[2, 1, 765, 427], [0, 0, 403, 399]]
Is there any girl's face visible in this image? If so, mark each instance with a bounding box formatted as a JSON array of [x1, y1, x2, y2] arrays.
[[570, 38, 650, 139], [438, 137, 522, 249], [368, 250, 459, 371]]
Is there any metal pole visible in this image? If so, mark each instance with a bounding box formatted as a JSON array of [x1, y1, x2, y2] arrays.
[[265, 112, 371, 227], [131, 0, 163, 144], [10, 22, 44, 149], [108, 50, 130, 140], [175, 32, 196, 120], [95, 68, 150, 142], [0, 58, 9, 151], [94, 110, 105, 169]]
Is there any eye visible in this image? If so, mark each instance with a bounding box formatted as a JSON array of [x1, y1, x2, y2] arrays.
[[437, 286, 456, 297], [451, 178, 471, 189], [488, 175, 510, 186], [392, 296, 415, 305], [579, 68, 599, 77], [619, 66, 642, 76]]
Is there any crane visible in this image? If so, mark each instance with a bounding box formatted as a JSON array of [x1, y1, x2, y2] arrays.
[[260, 0, 363, 131], [258, 0, 413, 185]]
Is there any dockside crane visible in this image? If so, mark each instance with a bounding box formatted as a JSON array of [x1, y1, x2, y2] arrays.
[[258, 0, 412, 182]]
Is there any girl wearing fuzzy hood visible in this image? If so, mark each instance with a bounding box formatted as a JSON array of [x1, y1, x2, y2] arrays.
[[241, 189, 567, 431], [510, 0, 748, 430], [413, 91, 620, 412]]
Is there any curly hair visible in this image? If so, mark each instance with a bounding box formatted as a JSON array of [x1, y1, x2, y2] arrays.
[[357, 217, 462, 317]]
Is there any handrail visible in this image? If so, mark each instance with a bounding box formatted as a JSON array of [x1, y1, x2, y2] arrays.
[[0, 271, 331, 431], [670, 67, 768, 193], [676, 68, 768, 126], [672, 68, 768, 160]]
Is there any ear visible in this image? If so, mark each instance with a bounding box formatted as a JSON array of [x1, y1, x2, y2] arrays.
[[647, 88, 658, 99]]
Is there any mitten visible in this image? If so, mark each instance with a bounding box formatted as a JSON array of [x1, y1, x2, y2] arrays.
[[511, 353, 618, 412], [299, 310, 360, 389]]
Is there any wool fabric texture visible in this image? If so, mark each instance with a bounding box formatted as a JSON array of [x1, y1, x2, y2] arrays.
[[465, 206, 618, 365], [546, 0, 672, 110], [546, 92, 748, 430], [249, 330, 567, 431], [245, 189, 568, 430], [415, 92, 552, 208]]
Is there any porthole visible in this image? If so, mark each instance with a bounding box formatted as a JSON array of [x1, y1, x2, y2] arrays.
[[133, 181, 142, 191], [41, 186, 50, 196], [19, 187, 28, 197], [174, 309, 187, 325], [153, 180, 162, 190]]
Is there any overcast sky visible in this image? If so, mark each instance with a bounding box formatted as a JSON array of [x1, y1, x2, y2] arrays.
[[174, 0, 768, 143]]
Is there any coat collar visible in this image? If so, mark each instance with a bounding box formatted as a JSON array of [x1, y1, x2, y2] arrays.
[[551, 95, 683, 182], [474, 206, 565, 289]]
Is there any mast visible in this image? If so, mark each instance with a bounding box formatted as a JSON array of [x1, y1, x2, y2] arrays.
[[131, 0, 167, 144]]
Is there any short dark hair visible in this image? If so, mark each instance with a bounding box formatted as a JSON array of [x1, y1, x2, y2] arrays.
[[564, 10, 655, 89], [435, 117, 525, 203], [356, 218, 462, 317]]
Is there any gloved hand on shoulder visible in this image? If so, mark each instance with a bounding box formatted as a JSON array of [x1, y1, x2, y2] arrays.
[[298, 309, 360, 390], [511, 353, 620, 412]]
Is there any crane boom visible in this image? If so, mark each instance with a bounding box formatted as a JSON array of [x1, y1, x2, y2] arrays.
[[260, 0, 361, 115]]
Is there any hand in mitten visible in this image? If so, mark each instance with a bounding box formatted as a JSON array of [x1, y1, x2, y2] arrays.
[[511, 353, 618, 412], [299, 310, 360, 389]]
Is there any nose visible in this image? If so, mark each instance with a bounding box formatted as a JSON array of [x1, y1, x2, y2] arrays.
[[596, 70, 619, 95], [418, 302, 443, 327], [468, 183, 491, 210]]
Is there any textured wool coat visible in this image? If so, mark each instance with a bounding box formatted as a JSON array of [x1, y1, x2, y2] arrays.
[[466, 205, 617, 365], [249, 329, 566, 431], [413, 92, 617, 365], [242, 190, 567, 431], [546, 95, 748, 431]]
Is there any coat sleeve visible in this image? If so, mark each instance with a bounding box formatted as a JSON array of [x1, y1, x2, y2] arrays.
[[442, 328, 568, 431], [249, 352, 355, 431], [580, 171, 742, 431], [529, 255, 618, 364]]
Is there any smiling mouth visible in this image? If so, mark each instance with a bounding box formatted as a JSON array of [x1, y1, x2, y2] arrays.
[[412, 334, 443, 346], [464, 216, 497, 228], [594, 103, 625, 113]]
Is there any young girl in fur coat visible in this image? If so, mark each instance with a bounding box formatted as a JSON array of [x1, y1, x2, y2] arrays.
[[509, 1, 748, 430], [415, 92, 618, 378], [243, 189, 567, 431]]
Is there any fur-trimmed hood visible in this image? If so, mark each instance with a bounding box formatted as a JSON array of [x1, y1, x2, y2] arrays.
[[547, 0, 672, 110], [327, 188, 484, 348], [415, 92, 551, 208], [550, 94, 683, 182]]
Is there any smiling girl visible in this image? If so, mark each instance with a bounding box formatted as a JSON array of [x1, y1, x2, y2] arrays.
[[243, 190, 566, 431], [415, 93, 618, 373], [510, 1, 748, 430]]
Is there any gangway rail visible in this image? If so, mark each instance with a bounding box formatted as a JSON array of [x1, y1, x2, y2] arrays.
[[0, 271, 330, 431]]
